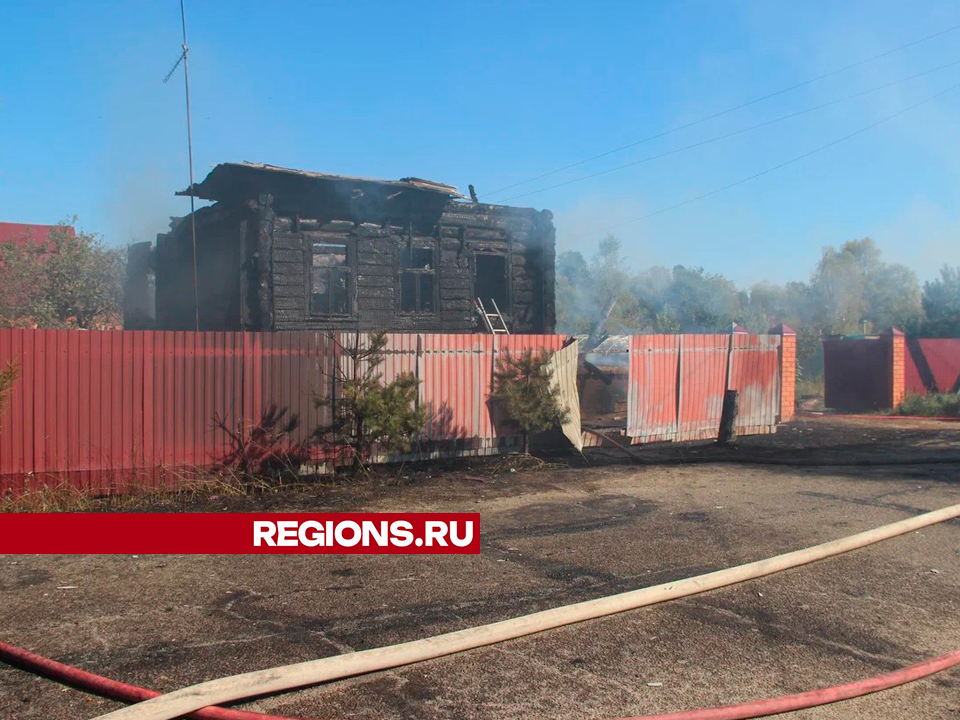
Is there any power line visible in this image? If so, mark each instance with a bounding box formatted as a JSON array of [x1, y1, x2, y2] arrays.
[[483, 21, 960, 199], [500, 58, 960, 203], [583, 78, 960, 240], [178, 0, 200, 331]]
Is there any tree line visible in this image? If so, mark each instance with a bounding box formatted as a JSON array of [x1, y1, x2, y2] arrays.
[[3, 220, 959, 389], [556, 235, 960, 381]]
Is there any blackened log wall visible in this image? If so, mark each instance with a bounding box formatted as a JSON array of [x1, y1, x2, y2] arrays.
[[269, 201, 555, 333], [154, 203, 249, 331], [152, 198, 555, 334]]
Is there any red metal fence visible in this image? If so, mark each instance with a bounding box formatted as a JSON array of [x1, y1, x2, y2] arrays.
[[823, 332, 960, 411], [0, 328, 792, 495], [0, 329, 563, 494], [823, 336, 892, 411], [905, 339, 960, 395], [626, 333, 782, 443]]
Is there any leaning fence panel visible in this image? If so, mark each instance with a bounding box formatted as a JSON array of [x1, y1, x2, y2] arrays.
[[626, 333, 781, 444]]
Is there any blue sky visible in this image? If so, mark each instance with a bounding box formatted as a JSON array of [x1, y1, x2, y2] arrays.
[[1, 0, 958, 287]]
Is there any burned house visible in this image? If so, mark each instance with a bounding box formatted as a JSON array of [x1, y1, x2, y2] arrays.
[[126, 162, 556, 333]]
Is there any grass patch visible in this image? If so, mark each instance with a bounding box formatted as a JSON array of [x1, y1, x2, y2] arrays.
[[0, 469, 318, 513], [0, 479, 98, 513], [892, 393, 960, 418], [796, 375, 823, 400]]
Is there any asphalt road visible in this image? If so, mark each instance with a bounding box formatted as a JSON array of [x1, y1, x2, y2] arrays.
[[1, 417, 959, 719]]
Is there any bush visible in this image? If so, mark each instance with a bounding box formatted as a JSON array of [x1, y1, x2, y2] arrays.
[[212, 404, 307, 477], [0, 221, 124, 329], [315, 332, 426, 472], [892, 393, 960, 418], [491, 349, 568, 454]]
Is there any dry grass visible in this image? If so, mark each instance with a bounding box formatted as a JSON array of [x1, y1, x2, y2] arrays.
[[796, 375, 823, 400], [0, 450, 572, 513], [488, 452, 569, 475], [0, 466, 320, 513], [0, 479, 98, 513]]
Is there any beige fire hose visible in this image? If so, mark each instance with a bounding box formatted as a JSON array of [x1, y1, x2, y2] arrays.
[[94, 502, 960, 720]]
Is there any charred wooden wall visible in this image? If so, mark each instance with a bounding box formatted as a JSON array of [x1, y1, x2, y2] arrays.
[[154, 203, 251, 331], [148, 192, 555, 334], [266, 201, 555, 333]]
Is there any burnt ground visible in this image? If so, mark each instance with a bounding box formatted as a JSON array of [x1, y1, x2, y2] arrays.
[[1, 415, 960, 719]]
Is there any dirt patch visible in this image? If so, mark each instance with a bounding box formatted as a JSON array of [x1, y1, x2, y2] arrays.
[[2, 415, 960, 719]]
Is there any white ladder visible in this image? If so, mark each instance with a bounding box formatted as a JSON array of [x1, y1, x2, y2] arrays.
[[475, 298, 510, 334]]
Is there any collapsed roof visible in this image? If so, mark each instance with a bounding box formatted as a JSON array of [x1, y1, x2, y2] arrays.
[[178, 162, 465, 203]]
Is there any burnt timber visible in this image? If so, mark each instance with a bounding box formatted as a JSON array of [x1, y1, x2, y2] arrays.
[[129, 162, 556, 334]]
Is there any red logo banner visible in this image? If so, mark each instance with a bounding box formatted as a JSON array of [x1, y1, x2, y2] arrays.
[[0, 513, 480, 554]]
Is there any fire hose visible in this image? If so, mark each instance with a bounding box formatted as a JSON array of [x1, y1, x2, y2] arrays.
[[2, 640, 959, 720], [629, 648, 960, 719], [86, 501, 960, 720], [0, 641, 306, 720]]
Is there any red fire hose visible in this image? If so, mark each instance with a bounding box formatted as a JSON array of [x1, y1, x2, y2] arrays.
[[0, 641, 313, 720], [3, 639, 959, 720], [623, 648, 960, 720]]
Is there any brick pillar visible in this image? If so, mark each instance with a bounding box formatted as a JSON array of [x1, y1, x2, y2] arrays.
[[883, 328, 905, 409], [770, 323, 796, 422]]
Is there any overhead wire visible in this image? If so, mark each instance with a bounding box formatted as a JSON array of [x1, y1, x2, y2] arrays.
[[483, 21, 960, 198], [582, 77, 960, 239], [498, 58, 960, 203]]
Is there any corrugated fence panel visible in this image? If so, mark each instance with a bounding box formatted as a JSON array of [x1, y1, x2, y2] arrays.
[[2, 329, 572, 493], [729, 333, 781, 435], [255, 331, 335, 451], [676, 334, 728, 441], [906, 338, 960, 395], [919, 339, 960, 393], [333, 332, 418, 391], [627, 334, 680, 442], [495, 334, 566, 356], [547, 341, 582, 451], [627, 333, 780, 444], [310, 332, 336, 437], [0, 329, 19, 480], [421, 333, 494, 449]]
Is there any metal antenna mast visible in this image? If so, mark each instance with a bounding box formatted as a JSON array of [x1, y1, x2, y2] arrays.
[[164, 0, 200, 331]]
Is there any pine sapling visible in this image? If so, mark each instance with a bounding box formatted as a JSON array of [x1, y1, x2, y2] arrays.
[[314, 331, 426, 473], [491, 349, 568, 454]]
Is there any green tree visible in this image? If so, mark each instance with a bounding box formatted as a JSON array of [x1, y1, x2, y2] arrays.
[[491, 349, 568, 454], [809, 240, 873, 333], [555, 251, 594, 335], [653, 304, 682, 334], [552, 231, 933, 398], [555, 237, 647, 337], [921, 265, 960, 337], [864, 263, 922, 330], [314, 332, 426, 472], [807, 238, 921, 334], [662, 265, 741, 331], [739, 282, 787, 333], [588, 235, 645, 333], [0, 221, 124, 329]]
